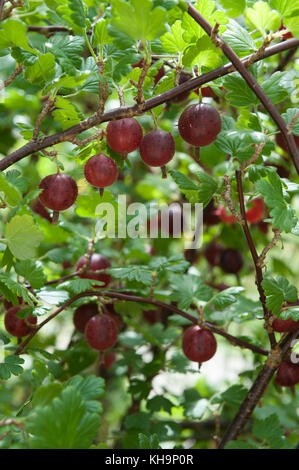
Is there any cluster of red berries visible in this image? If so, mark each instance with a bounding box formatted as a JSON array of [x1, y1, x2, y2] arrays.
[[36, 99, 222, 221], [203, 198, 265, 226], [205, 243, 243, 274]]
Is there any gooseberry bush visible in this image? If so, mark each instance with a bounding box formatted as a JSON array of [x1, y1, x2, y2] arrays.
[[0, 0, 299, 451]]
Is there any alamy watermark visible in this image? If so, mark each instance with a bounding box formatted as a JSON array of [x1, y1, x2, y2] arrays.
[[94, 196, 203, 249]]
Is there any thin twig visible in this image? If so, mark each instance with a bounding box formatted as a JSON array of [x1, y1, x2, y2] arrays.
[[33, 97, 56, 141], [257, 228, 281, 268], [240, 142, 266, 172], [1, 38, 298, 172], [236, 169, 275, 348], [187, 3, 299, 176], [221, 175, 243, 223], [0, 63, 23, 91], [14, 290, 269, 357], [69, 128, 103, 147]]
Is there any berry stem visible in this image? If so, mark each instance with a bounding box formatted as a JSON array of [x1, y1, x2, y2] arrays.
[[52, 210, 59, 225], [99, 188, 104, 197], [161, 165, 167, 178]]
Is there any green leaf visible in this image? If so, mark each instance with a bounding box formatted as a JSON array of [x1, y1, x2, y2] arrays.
[[125, 412, 150, 431], [52, 97, 83, 130], [183, 389, 209, 419], [211, 287, 244, 310], [0, 19, 36, 52], [161, 20, 187, 54], [261, 72, 289, 104], [138, 433, 161, 449], [107, 266, 153, 286], [59, 279, 96, 294], [262, 277, 298, 315], [256, 172, 298, 232], [183, 36, 221, 69], [196, 171, 218, 207], [223, 72, 259, 107], [270, 0, 299, 18], [24, 53, 56, 85], [147, 395, 174, 413], [48, 35, 85, 75], [245, 1, 281, 36], [0, 172, 22, 207], [284, 15, 299, 39], [15, 260, 46, 289], [221, 385, 249, 407], [111, 0, 168, 42], [0, 355, 24, 380], [0, 273, 34, 306], [219, 0, 246, 18], [93, 19, 113, 46], [32, 383, 63, 408], [182, 0, 228, 42], [253, 414, 285, 447], [282, 108, 299, 136], [27, 386, 101, 449], [222, 20, 255, 54], [66, 375, 105, 413], [5, 215, 43, 260], [170, 274, 213, 309]]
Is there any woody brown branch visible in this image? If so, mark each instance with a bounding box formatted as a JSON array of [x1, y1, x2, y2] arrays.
[[187, 3, 299, 176], [1, 38, 298, 172], [0, 62, 23, 91]]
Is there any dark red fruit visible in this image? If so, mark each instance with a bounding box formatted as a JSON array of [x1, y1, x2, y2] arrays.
[[106, 118, 143, 154], [217, 205, 237, 224], [172, 72, 192, 103], [205, 243, 222, 267], [76, 253, 111, 287], [73, 302, 99, 333], [85, 314, 118, 350], [4, 307, 37, 338], [139, 130, 175, 167], [31, 198, 52, 222], [203, 199, 220, 226], [219, 249, 243, 274], [3, 297, 23, 310], [276, 133, 299, 153], [103, 352, 116, 369], [178, 103, 221, 147], [257, 220, 270, 234], [62, 260, 72, 270], [275, 361, 299, 387], [272, 317, 299, 333], [246, 199, 265, 224], [264, 161, 290, 178], [201, 86, 217, 98], [182, 325, 217, 362], [143, 309, 160, 324], [153, 66, 165, 86], [84, 153, 118, 189], [279, 23, 293, 40], [39, 173, 78, 211]]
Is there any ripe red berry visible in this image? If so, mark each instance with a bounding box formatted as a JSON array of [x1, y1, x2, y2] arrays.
[[279, 23, 293, 40], [153, 66, 165, 86], [257, 220, 270, 234], [217, 205, 237, 224], [182, 325, 217, 362], [203, 199, 220, 226], [3, 297, 23, 310], [178, 103, 221, 147], [272, 317, 299, 333], [76, 253, 111, 287], [31, 198, 52, 222], [205, 243, 222, 267], [201, 86, 217, 99], [143, 309, 160, 324], [246, 198, 265, 224], [106, 118, 143, 154], [219, 249, 243, 274], [139, 130, 175, 167], [172, 72, 192, 103], [276, 133, 299, 153], [84, 153, 118, 189], [39, 173, 78, 211], [73, 302, 99, 333], [85, 314, 118, 350], [103, 352, 116, 369], [4, 306, 37, 337], [275, 361, 299, 387]]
